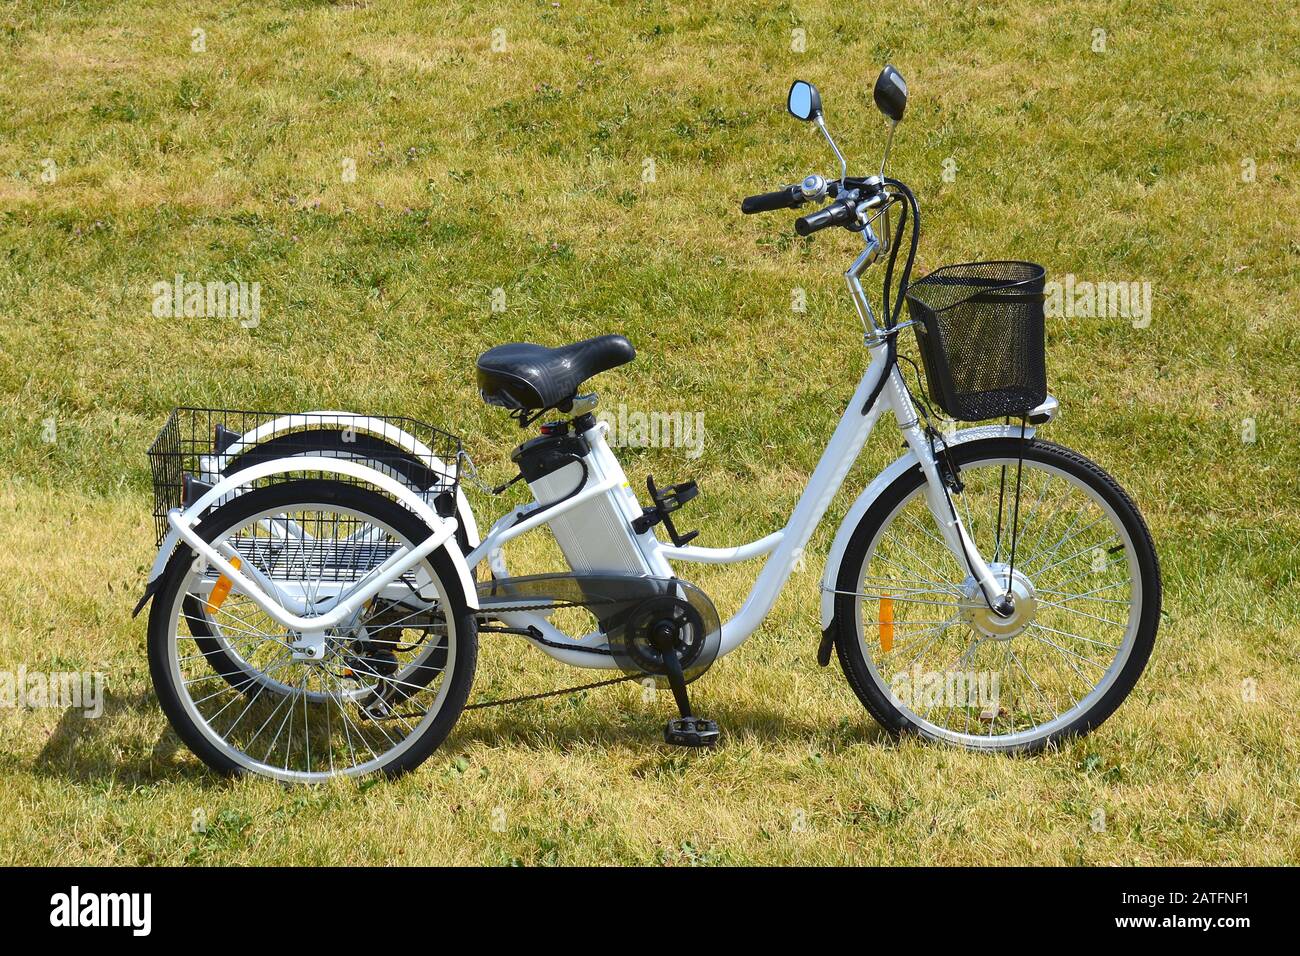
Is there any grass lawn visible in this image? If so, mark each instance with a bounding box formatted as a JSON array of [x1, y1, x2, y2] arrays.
[[0, 0, 1297, 865]]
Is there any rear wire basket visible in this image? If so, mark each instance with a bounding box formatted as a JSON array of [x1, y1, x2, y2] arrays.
[[905, 261, 1048, 422], [146, 408, 462, 546]]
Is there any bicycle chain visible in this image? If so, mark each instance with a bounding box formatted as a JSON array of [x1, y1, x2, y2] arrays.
[[374, 600, 640, 718], [464, 674, 638, 710], [374, 674, 639, 721], [464, 600, 636, 708]]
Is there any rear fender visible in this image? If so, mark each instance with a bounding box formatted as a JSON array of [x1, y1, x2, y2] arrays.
[[213, 410, 479, 550], [134, 457, 477, 618]]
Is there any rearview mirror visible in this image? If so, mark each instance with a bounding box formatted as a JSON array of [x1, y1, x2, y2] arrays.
[[787, 80, 822, 121], [873, 64, 908, 123]]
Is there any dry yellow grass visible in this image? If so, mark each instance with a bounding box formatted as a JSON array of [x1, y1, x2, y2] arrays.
[[0, 0, 1297, 864]]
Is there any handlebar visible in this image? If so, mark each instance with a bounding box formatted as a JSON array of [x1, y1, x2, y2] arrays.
[[795, 200, 854, 236], [740, 184, 806, 214], [742, 175, 886, 237]]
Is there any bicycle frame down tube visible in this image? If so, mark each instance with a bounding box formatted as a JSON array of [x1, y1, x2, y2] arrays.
[[667, 345, 1006, 658], [705, 344, 892, 655]]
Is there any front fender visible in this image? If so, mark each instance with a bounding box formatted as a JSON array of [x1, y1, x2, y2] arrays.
[[135, 457, 477, 617], [818, 424, 1035, 632]]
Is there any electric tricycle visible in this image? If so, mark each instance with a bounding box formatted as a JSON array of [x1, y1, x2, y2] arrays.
[[137, 66, 1160, 782]]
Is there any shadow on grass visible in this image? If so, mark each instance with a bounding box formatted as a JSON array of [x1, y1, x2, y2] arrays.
[[447, 696, 893, 754], [25, 686, 895, 788], [29, 689, 219, 788]]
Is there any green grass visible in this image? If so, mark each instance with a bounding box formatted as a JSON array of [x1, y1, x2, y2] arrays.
[[1, 0, 1297, 865]]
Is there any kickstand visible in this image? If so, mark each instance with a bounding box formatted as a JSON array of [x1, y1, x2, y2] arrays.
[[649, 621, 720, 748]]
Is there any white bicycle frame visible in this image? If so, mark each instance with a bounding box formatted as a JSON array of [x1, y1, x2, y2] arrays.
[[462, 224, 1048, 670], [152, 225, 1051, 671]]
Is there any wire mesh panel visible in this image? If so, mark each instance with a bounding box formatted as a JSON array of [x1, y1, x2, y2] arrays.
[[223, 512, 419, 585], [146, 408, 462, 545], [905, 261, 1048, 422]]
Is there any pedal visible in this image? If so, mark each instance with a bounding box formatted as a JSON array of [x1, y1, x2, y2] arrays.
[[664, 716, 721, 748]]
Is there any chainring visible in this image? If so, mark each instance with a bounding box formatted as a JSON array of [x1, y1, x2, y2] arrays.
[[608, 589, 721, 689]]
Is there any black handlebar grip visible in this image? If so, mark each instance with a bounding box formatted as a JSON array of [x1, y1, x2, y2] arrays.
[[741, 184, 803, 214], [794, 200, 853, 236]]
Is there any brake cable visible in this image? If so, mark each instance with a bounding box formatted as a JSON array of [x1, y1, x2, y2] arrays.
[[875, 180, 1012, 615], [859, 179, 920, 415], [1004, 417, 1028, 585]]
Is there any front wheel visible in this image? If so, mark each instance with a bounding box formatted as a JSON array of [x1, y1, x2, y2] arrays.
[[832, 438, 1160, 752]]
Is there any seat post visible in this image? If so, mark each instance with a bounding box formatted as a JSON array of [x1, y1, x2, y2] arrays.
[[567, 393, 599, 418]]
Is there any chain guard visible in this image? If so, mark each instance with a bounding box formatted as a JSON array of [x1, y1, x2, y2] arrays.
[[609, 591, 721, 688], [477, 572, 721, 686]]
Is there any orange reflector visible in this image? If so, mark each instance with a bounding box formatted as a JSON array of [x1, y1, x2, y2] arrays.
[[205, 556, 241, 613], [879, 595, 894, 652]]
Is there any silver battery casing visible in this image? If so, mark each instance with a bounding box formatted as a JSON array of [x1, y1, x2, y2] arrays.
[[525, 459, 652, 575], [520, 420, 674, 578]]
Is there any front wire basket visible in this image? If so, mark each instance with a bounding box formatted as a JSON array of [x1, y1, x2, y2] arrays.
[[904, 260, 1048, 422], [146, 408, 462, 546]]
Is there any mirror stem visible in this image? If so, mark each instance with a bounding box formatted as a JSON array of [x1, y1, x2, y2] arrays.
[[814, 113, 848, 186], [879, 120, 897, 179]]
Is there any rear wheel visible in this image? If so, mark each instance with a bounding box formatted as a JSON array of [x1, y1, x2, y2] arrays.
[[190, 431, 479, 693], [832, 438, 1159, 752], [148, 479, 477, 781]]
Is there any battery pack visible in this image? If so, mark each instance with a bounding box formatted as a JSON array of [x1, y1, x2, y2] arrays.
[[526, 461, 651, 575], [511, 428, 653, 576]]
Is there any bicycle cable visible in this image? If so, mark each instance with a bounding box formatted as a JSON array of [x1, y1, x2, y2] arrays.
[[858, 179, 920, 416], [883, 214, 1009, 615]]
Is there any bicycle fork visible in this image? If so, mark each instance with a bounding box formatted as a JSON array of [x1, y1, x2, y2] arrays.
[[886, 369, 1011, 615]]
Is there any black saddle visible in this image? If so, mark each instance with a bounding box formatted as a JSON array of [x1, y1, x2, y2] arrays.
[[476, 334, 636, 412]]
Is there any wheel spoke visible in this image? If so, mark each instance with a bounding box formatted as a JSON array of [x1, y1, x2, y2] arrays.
[[162, 500, 459, 780], [848, 448, 1149, 749], [1028, 631, 1110, 670], [1035, 597, 1127, 631]]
